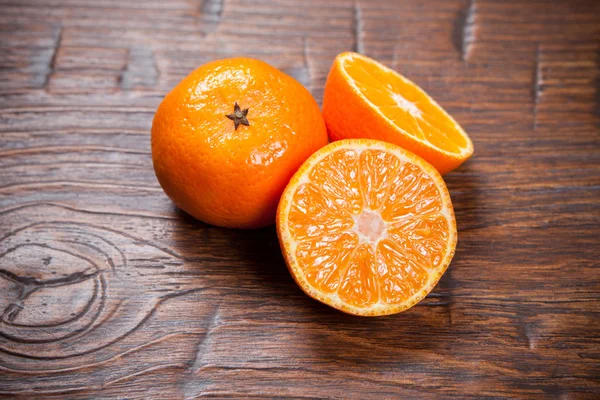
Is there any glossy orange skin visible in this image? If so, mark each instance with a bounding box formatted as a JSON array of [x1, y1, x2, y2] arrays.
[[152, 58, 328, 228]]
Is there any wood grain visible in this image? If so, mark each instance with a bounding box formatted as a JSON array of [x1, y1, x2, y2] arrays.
[[0, 0, 599, 398]]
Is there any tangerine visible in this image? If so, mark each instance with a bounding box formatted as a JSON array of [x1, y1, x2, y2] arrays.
[[152, 58, 328, 228]]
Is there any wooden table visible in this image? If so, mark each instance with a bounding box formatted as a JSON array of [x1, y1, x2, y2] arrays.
[[1, 0, 599, 398]]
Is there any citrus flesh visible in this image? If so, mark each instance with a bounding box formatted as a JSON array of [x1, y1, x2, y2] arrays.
[[277, 139, 457, 316], [323, 52, 474, 174]]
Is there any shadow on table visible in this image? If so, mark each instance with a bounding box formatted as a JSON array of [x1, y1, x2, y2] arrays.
[[165, 162, 482, 359], [444, 160, 484, 235], [169, 207, 297, 293]]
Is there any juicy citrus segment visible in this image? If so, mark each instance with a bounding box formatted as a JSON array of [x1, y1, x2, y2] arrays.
[[308, 149, 363, 215], [296, 232, 358, 295], [277, 139, 457, 316], [338, 244, 379, 308], [381, 162, 442, 222], [359, 149, 401, 210], [376, 240, 429, 303], [387, 214, 450, 269], [323, 52, 474, 174], [287, 182, 354, 241]]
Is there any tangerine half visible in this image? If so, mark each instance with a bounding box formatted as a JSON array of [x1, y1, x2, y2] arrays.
[[324, 52, 474, 174], [277, 139, 457, 316]]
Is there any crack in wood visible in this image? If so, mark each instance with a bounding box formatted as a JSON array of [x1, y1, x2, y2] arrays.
[[1, 161, 148, 170], [427, 292, 452, 298], [0, 362, 186, 393], [188, 307, 220, 373], [43, 26, 62, 90], [0, 332, 190, 374], [42, 220, 183, 259], [533, 44, 542, 131], [0, 128, 151, 136], [197, 0, 224, 36], [200, 0, 224, 19], [121, 46, 160, 91], [0, 145, 150, 157], [0, 265, 99, 290], [0, 180, 163, 193], [0, 202, 179, 221], [453, 0, 476, 62], [302, 36, 311, 91], [182, 307, 221, 398], [103, 363, 186, 387], [0, 105, 156, 114], [352, 0, 363, 54], [280, 38, 311, 90]]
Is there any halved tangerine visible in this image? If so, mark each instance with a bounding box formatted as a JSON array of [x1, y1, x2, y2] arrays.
[[323, 52, 474, 174], [277, 139, 457, 316]]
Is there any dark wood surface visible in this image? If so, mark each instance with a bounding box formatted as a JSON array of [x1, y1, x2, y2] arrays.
[[1, 0, 599, 398]]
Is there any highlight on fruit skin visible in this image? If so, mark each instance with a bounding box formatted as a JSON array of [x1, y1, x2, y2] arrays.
[[151, 57, 328, 229], [277, 139, 457, 316], [323, 52, 474, 175]]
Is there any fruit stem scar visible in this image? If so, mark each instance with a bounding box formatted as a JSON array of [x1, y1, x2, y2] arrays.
[[226, 102, 250, 130]]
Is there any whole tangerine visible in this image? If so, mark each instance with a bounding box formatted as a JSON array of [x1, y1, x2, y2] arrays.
[[151, 57, 328, 228]]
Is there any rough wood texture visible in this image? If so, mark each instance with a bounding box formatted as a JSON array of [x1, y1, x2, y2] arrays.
[[1, 0, 599, 398]]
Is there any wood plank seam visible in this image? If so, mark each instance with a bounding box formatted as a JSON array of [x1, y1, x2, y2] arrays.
[[353, 0, 363, 54]]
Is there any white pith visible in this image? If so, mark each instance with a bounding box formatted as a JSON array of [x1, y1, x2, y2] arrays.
[[391, 92, 423, 119], [352, 209, 388, 248]]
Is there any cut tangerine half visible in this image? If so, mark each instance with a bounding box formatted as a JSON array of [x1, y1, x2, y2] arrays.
[[277, 139, 457, 316], [323, 52, 474, 174]]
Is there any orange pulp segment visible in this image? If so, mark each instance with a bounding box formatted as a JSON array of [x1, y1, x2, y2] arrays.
[[277, 139, 457, 316]]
